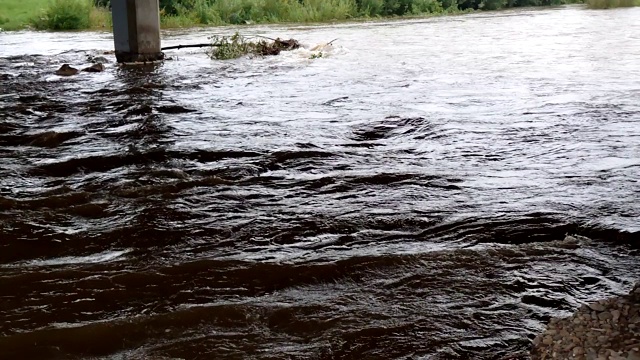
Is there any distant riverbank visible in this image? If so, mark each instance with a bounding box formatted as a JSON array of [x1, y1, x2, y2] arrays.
[[0, 0, 637, 32]]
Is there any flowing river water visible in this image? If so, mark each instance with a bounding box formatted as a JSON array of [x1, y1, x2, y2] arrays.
[[1, 5, 639, 360]]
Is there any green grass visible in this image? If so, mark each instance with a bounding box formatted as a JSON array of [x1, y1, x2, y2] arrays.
[[0, 0, 49, 30], [0, 0, 110, 31], [31, 0, 111, 30], [32, 0, 93, 30], [161, 0, 461, 28], [1, 0, 636, 32]]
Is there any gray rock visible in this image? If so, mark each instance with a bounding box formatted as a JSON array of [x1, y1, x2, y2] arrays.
[[92, 56, 109, 64], [599, 311, 613, 321], [610, 351, 627, 360], [533, 335, 542, 346], [612, 310, 621, 322], [598, 335, 610, 343], [571, 335, 581, 344], [590, 303, 606, 312]]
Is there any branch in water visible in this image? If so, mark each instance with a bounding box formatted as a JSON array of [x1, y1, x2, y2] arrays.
[[161, 43, 215, 51]]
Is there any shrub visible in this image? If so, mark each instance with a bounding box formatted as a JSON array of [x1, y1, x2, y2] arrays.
[[587, 0, 636, 7], [298, 0, 357, 21], [189, 0, 223, 24], [90, 4, 112, 28], [208, 0, 262, 24], [32, 0, 92, 30], [440, 0, 458, 10], [411, 0, 444, 13], [161, 0, 189, 14], [358, 0, 385, 15], [480, 0, 506, 9]]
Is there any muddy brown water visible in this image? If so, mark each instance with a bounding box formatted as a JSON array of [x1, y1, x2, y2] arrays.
[[1, 5, 640, 360]]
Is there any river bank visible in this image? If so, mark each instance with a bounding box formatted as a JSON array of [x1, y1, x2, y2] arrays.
[[532, 282, 640, 359], [2, 0, 638, 32], [0, 0, 605, 32]]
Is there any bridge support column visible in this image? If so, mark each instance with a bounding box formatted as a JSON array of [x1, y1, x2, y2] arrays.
[[111, 0, 163, 63]]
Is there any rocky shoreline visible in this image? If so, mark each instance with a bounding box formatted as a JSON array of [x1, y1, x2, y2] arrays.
[[531, 283, 640, 360]]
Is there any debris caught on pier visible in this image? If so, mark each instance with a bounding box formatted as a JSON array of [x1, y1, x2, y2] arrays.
[[206, 33, 300, 60], [160, 33, 338, 60]]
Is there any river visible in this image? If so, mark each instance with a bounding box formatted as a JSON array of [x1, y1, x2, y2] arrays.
[[0, 5, 639, 359]]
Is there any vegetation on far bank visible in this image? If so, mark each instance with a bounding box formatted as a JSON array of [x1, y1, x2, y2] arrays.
[[30, 0, 111, 30], [0, 0, 637, 31], [0, 0, 41, 30], [586, 0, 639, 8]]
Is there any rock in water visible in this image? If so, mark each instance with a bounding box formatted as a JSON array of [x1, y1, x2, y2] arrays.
[[89, 55, 109, 64], [82, 63, 105, 73], [55, 64, 79, 76]]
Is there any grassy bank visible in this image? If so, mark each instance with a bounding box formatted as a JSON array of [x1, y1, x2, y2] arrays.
[[0, 0, 48, 30], [30, 0, 111, 30], [587, 0, 639, 8], [0, 0, 636, 31], [157, 0, 583, 27], [0, 0, 110, 31]]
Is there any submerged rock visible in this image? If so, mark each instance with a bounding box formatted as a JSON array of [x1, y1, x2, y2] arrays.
[[28, 131, 81, 148], [82, 63, 105, 73], [89, 55, 110, 64], [156, 105, 196, 114], [55, 64, 78, 76]]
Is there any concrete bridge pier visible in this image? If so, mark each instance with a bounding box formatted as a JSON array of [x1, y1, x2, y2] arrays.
[[111, 0, 163, 63]]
